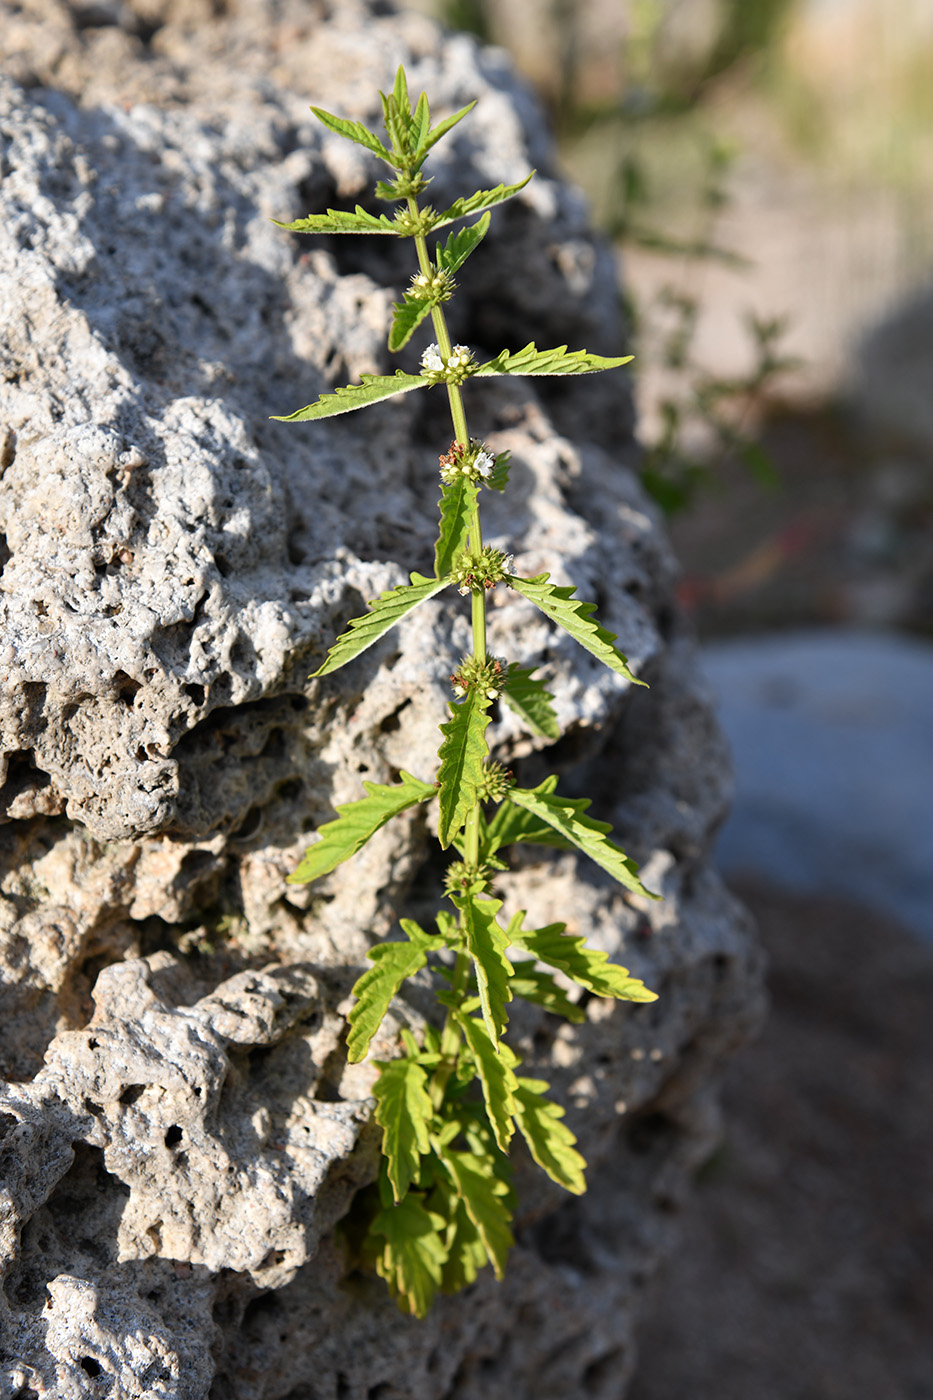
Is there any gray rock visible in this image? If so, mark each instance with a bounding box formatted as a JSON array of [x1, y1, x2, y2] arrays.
[[703, 628, 933, 941], [0, 3, 762, 1395]]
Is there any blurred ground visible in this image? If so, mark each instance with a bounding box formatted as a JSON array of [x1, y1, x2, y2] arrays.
[[627, 877, 933, 1400], [670, 403, 933, 638]]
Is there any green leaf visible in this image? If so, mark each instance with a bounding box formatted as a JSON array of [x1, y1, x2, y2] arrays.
[[273, 206, 399, 236], [436, 212, 491, 275], [456, 1011, 518, 1152], [308, 108, 392, 164], [346, 920, 434, 1063], [436, 690, 491, 848], [509, 918, 658, 1003], [440, 1149, 514, 1279], [413, 102, 477, 169], [506, 784, 655, 895], [479, 776, 572, 861], [392, 64, 410, 116], [438, 1191, 487, 1293], [271, 369, 428, 423], [372, 1193, 446, 1318], [508, 573, 646, 685], [507, 963, 585, 1023], [514, 1077, 587, 1195], [311, 571, 450, 677], [452, 893, 513, 1044], [373, 1056, 435, 1202], [434, 476, 479, 580], [288, 770, 435, 884], [474, 342, 634, 376], [501, 664, 559, 739], [433, 174, 535, 230], [388, 296, 433, 352], [411, 90, 431, 155]]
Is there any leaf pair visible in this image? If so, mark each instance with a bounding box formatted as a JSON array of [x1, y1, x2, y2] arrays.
[[272, 341, 628, 422]]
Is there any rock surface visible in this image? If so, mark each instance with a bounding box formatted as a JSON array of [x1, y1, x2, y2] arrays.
[[0, 3, 763, 1396]]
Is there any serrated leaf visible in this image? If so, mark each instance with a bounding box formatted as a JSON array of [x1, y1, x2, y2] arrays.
[[507, 784, 655, 895], [308, 108, 393, 163], [311, 572, 449, 677], [434, 476, 479, 579], [479, 776, 572, 861], [514, 1077, 587, 1195], [440, 1149, 514, 1279], [452, 893, 513, 1044], [507, 963, 585, 1023], [474, 342, 634, 376], [436, 212, 491, 275], [501, 664, 559, 739], [413, 101, 477, 169], [373, 1057, 435, 1202], [371, 1193, 446, 1318], [411, 90, 431, 154], [508, 573, 645, 685], [272, 369, 428, 423], [436, 690, 491, 848], [388, 295, 433, 352], [288, 770, 435, 884], [456, 1012, 518, 1152], [509, 918, 658, 1003], [273, 206, 399, 236], [346, 920, 434, 1063], [392, 64, 410, 116], [433, 173, 535, 230]]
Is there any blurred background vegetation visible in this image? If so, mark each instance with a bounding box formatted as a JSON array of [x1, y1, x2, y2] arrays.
[[407, 0, 933, 639]]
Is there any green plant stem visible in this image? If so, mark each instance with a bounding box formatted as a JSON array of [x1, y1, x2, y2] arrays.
[[410, 200, 487, 875]]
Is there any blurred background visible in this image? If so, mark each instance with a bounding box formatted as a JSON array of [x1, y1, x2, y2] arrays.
[[406, 2, 933, 1395]]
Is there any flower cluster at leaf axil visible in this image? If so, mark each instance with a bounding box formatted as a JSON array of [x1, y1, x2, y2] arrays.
[[420, 342, 474, 383], [439, 439, 495, 484], [276, 64, 654, 1320]]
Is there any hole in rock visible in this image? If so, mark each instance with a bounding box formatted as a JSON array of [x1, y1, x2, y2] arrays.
[[378, 698, 411, 735], [231, 806, 262, 841], [583, 1347, 625, 1394], [627, 1109, 676, 1156], [179, 848, 218, 879], [119, 1084, 146, 1106], [111, 671, 141, 705], [83, 1099, 104, 1118], [164, 1125, 183, 1148], [215, 554, 231, 577], [0, 533, 9, 573], [242, 1289, 282, 1335], [184, 683, 207, 706], [275, 777, 303, 804]]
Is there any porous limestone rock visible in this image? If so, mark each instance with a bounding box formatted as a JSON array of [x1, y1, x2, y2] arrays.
[[0, 3, 763, 1396]]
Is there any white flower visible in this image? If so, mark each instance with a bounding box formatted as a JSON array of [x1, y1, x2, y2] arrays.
[[421, 344, 444, 373], [474, 450, 494, 478], [503, 554, 514, 575], [446, 345, 472, 369]]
